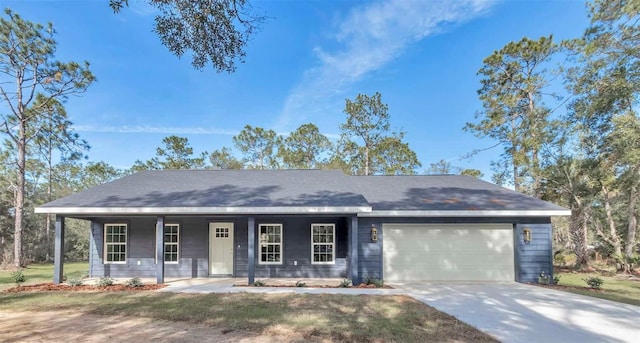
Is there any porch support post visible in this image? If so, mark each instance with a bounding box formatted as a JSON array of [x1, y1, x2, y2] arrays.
[[247, 217, 255, 285], [349, 216, 359, 285], [156, 216, 165, 284], [53, 215, 65, 284]]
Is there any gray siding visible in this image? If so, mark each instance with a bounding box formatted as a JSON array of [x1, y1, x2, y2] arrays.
[[357, 218, 382, 281], [87, 215, 553, 283], [90, 217, 208, 278], [357, 217, 552, 283], [515, 223, 553, 283], [236, 217, 348, 278]]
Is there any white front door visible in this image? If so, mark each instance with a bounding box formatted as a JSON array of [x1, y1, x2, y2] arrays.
[[209, 222, 234, 275]]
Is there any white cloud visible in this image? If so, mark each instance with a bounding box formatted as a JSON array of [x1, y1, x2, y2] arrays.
[[277, 0, 496, 131], [74, 125, 238, 136], [126, 0, 157, 16]]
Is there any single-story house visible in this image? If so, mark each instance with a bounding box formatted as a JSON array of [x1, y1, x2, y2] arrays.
[[35, 169, 569, 285]]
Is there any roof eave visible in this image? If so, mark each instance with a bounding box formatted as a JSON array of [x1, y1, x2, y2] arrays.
[[357, 209, 571, 217], [34, 205, 372, 215]]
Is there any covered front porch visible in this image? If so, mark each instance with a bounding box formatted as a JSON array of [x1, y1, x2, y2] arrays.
[[50, 214, 363, 285]]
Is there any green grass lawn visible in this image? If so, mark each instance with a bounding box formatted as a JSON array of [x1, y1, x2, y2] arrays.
[[555, 271, 640, 306], [0, 262, 88, 291], [0, 291, 497, 342]]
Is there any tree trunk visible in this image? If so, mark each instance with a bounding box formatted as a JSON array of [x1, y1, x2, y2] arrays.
[[14, 123, 26, 268], [624, 185, 638, 258], [570, 207, 590, 268], [528, 90, 541, 197], [46, 134, 53, 261], [602, 185, 623, 256], [364, 146, 370, 176]]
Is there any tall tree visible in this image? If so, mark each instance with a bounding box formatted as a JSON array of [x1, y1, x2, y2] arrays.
[[425, 159, 455, 174], [539, 121, 596, 268], [460, 169, 484, 178], [339, 92, 420, 175], [566, 0, 640, 260], [110, 0, 265, 71], [132, 136, 206, 171], [32, 97, 89, 261], [425, 159, 483, 178], [279, 123, 332, 169], [0, 10, 95, 267], [233, 125, 281, 169], [466, 36, 558, 195], [209, 147, 243, 170]]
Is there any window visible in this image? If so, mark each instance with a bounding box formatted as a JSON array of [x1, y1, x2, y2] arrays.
[[215, 227, 229, 238], [164, 224, 180, 263], [311, 224, 335, 264], [259, 224, 282, 264], [104, 224, 127, 264]]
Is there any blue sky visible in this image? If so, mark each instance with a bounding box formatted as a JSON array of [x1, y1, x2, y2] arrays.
[[4, 0, 589, 179]]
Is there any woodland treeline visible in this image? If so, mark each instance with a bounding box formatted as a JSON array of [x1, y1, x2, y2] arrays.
[[0, 0, 638, 271]]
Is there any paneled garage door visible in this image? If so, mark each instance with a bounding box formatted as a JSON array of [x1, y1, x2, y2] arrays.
[[383, 223, 515, 281]]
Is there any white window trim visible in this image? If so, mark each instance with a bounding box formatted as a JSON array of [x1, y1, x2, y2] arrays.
[[311, 223, 335, 265], [104, 223, 127, 264], [258, 223, 283, 265], [155, 223, 180, 264], [164, 223, 180, 264]]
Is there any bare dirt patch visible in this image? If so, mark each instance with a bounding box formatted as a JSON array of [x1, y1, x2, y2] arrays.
[[0, 310, 292, 343], [4, 283, 165, 293]]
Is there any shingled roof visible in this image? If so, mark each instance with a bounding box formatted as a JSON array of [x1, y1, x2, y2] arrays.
[[35, 169, 569, 217]]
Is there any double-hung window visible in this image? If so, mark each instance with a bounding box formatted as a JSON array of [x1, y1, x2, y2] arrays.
[[311, 224, 335, 264], [164, 224, 180, 263], [259, 224, 282, 264], [104, 224, 127, 264]]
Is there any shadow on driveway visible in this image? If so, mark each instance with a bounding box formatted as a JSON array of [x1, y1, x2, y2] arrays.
[[395, 282, 640, 343]]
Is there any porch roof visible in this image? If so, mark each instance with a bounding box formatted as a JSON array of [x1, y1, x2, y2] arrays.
[[35, 169, 570, 217]]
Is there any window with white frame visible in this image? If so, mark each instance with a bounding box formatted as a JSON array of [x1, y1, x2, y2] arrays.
[[311, 224, 335, 264], [164, 224, 179, 263], [259, 224, 282, 264], [104, 224, 127, 264]]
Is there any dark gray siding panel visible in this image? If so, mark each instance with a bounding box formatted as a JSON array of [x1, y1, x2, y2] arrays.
[[90, 217, 209, 278], [88, 214, 553, 283], [515, 223, 553, 283], [362, 217, 552, 282], [235, 217, 348, 278], [357, 218, 382, 280]]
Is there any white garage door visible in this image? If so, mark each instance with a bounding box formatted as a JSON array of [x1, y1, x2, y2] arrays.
[[383, 223, 515, 281]]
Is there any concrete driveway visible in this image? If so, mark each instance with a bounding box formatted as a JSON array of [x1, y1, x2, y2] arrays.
[[394, 282, 640, 343]]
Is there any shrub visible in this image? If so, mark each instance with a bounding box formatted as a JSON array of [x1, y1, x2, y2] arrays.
[[68, 278, 84, 287], [339, 279, 351, 288], [97, 276, 114, 287], [252, 280, 266, 287], [11, 270, 26, 284], [538, 271, 560, 285], [583, 276, 604, 289], [538, 274, 550, 285], [126, 277, 143, 288], [295, 280, 307, 287], [553, 253, 566, 267], [365, 277, 384, 288]]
